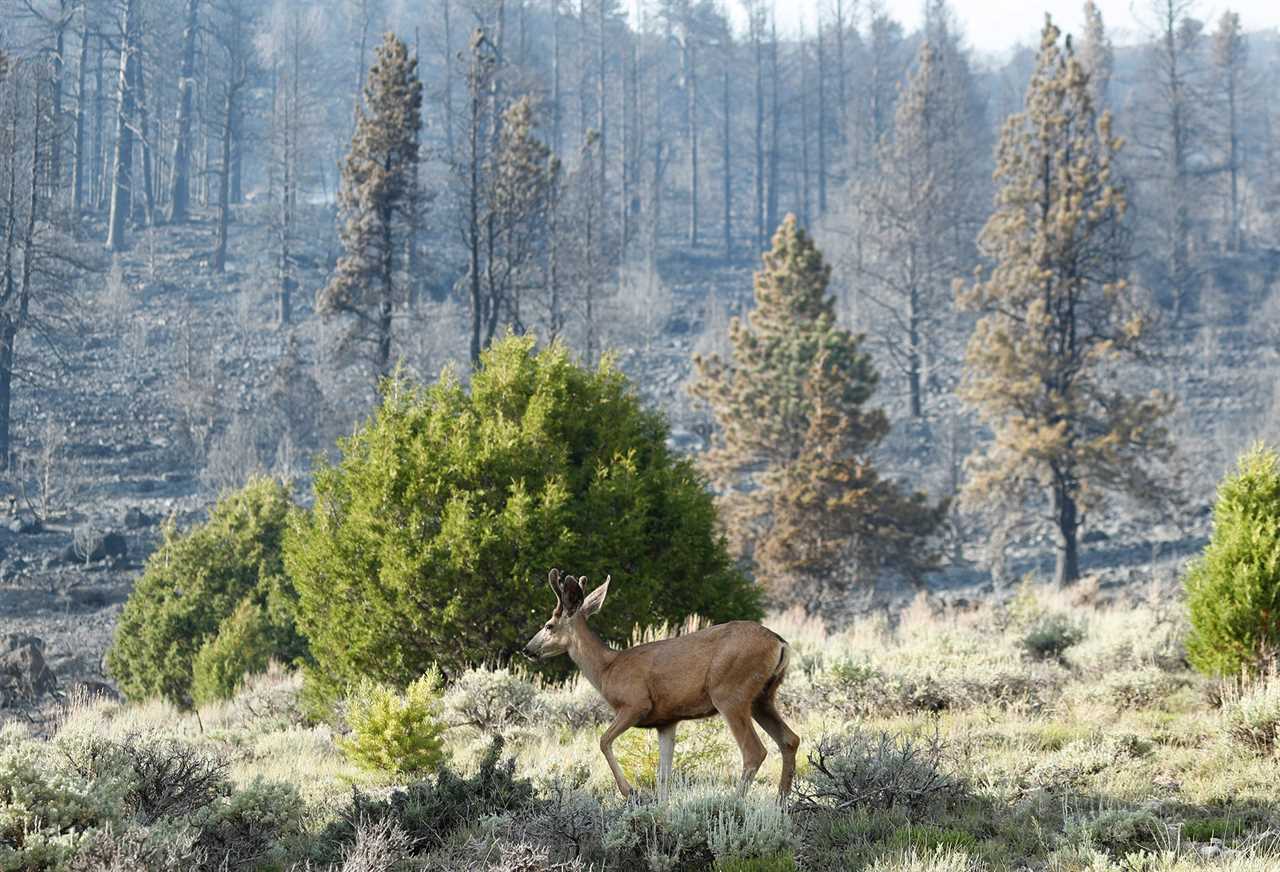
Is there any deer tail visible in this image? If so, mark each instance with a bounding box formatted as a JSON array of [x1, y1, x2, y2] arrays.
[[761, 637, 792, 699], [774, 642, 792, 680]]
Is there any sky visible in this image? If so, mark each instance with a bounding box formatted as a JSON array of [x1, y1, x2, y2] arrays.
[[729, 0, 1280, 57]]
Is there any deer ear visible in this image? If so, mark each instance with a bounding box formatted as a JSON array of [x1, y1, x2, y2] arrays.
[[560, 575, 585, 614], [581, 575, 610, 617]]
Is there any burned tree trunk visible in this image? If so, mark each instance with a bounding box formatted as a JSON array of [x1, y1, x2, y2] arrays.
[[71, 5, 91, 215], [106, 0, 138, 252], [167, 0, 199, 224]]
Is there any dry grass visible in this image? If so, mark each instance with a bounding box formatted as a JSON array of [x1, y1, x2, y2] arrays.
[[5, 583, 1280, 870]]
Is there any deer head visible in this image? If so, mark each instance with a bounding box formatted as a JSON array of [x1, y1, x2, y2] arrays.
[[524, 568, 610, 659]]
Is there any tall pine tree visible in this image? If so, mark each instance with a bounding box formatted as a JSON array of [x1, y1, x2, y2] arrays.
[[1211, 10, 1249, 253], [318, 32, 423, 383], [1080, 1, 1114, 107], [958, 18, 1174, 586], [693, 215, 944, 611], [484, 96, 559, 342], [845, 38, 986, 418]]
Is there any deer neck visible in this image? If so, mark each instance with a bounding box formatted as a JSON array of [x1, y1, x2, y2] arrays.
[[568, 613, 617, 692]]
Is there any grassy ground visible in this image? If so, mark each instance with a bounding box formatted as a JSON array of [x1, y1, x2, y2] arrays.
[[5, 581, 1280, 871]]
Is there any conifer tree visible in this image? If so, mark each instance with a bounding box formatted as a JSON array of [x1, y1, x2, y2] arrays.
[[759, 353, 948, 609], [1080, 1, 1114, 107], [846, 38, 985, 418], [1212, 10, 1249, 252], [452, 31, 562, 364], [1185, 445, 1280, 677], [318, 32, 423, 383], [693, 215, 944, 609], [1136, 0, 1209, 319], [487, 96, 559, 337], [553, 130, 615, 365], [957, 18, 1174, 586], [1, 56, 93, 471]]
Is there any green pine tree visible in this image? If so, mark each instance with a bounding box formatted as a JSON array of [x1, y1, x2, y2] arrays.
[[106, 477, 303, 707], [286, 335, 759, 698], [692, 215, 944, 609], [1186, 445, 1280, 676]]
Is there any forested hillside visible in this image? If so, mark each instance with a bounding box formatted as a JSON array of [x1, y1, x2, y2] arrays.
[[0, 0, 1279, 703]]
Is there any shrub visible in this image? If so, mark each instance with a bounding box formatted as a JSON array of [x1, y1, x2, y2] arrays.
[[804, 625, 1062, 717], [1020, 614, 1086, 662], [191, 599, 275, 706], [63, 824, 204, 872], [340, 673, 449, 777], [1024, 737, 1124, 796], [706, 801, 795, 864], [809, 661, 954, 718], [442, 666, 539, 734], [425, 838, 589, 872], [1222, 672, 1280, 754], [601, 783, 793, 870], [521, 774, 601, 859], [614, 718, 735, 788], [1004, 575, 1048, 630], [325, 736, 535, 856], [57, 734, 231, 825], [795, 807, 902, 871], [0, 734, 125, 864], [286, 337, 760, 697], [947, 664, 1060, 712], [335, 817, 413, 872], [1066, 607, 1184, 674], [107, 477, 305, 706], [715, 855, 799, 872], [191, 777, 304, 870], [888, 825, 979, 855], [413, 735, 534, 833], [1094, 666, 1187, 709], [865, 847, 989, 872], [795, 730, 967, 820], [814, 661, 913, 717], [1185, 445, 1280, 676], [1068, 808, 1169, 858], [488, 841, 588, 872], [220, 662, 307, 733], [1180, 817, 1246, 843], [534, 675, 611, 731], [1, 733, 247, 871], [0, 731, 302, 872]]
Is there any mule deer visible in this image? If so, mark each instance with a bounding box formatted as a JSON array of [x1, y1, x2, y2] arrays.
[[524, 569, 799, 800]]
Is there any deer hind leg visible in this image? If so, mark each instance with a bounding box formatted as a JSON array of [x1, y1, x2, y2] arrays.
[[715, 700, 767, 798], [657, 724, 677, 800], [752, 698, 800, 799], [600, 708, 645, 799]]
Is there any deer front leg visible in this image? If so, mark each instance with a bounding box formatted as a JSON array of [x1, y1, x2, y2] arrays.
[[599, 708, 645, 798], [656, 724, 677, 800]]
